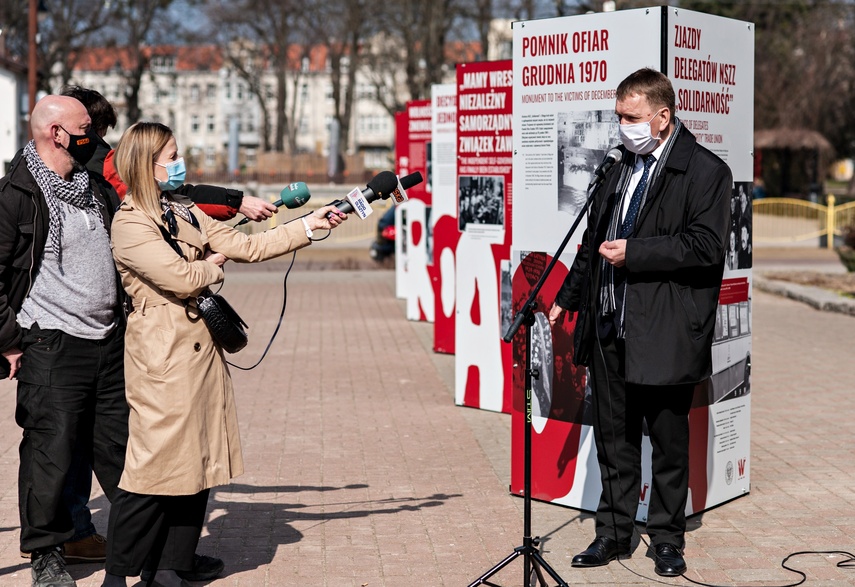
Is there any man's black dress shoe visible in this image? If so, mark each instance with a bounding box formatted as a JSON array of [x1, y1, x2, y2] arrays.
[[653, 543, 687, 576], [571, 536, 630, 567]]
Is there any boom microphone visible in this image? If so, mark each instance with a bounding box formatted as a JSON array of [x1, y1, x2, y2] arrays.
[[590, 148, 622, 187], [235, 182, 311, 226], [325, 171, 424, 219]]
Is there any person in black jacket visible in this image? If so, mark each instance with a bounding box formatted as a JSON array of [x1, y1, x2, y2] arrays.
[[548, 69, 732, 578], [0, 95, 129, 587]]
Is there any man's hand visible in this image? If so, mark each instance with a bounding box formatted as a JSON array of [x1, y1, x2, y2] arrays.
[[548, 302, 568, 327], [238, 196, 278, 222], [599, 239, 627, 267], [2, 347, 22, 379]]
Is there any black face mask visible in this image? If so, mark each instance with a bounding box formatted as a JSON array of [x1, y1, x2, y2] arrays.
[[60, 126, 99, 167]]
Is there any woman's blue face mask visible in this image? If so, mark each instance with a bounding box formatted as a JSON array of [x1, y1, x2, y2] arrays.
[[155, 157, 186, 191]]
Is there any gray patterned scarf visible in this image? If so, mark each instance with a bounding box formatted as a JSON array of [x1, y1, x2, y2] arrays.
[[598, 118, 684, 335], [23, 140, 102, 265]]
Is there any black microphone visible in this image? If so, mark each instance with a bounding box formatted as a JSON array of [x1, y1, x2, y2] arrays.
[[325, 171, 424, 217], [590, 147, 623, 187], [235, 182, 311, 226]]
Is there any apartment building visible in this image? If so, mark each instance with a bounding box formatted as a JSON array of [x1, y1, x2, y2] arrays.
[[62, 44, 400, 173]]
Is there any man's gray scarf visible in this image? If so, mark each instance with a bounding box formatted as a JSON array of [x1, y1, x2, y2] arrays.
[[598, 118, 684, 335], [24, 140, 103, 266]]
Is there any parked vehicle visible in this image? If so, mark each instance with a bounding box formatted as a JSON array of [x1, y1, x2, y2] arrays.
[[369, 206, 396, 262]]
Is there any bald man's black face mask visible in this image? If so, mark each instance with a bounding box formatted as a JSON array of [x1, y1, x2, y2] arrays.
[[60, 126, 99, 166]]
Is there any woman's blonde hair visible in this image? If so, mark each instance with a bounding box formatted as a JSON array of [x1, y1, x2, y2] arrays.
[[114, 121, 173, 221]]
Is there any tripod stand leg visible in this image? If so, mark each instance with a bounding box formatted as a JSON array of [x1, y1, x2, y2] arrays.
[[467, 547, 524, 587], [531, 550, 569, 587]]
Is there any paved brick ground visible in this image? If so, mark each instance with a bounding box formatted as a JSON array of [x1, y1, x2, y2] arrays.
[[0, 251, 853, 586]]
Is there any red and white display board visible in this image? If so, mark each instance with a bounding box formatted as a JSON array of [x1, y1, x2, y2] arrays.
[[430, 84, 459, 354], [454, 60, 515, 413], [510, 7, 753, 516], [395, 100, 433, 322]]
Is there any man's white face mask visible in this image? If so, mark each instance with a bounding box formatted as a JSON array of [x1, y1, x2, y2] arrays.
[[618, 108, 663, 155]]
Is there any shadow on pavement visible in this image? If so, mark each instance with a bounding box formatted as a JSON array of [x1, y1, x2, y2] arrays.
[[199, 483, 462, 575]]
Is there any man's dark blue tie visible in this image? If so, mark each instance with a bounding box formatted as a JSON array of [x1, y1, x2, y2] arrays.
[[619, 153, 655, 238]]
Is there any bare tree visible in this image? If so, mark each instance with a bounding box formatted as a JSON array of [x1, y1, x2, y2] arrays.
[[42, 0, 115, 89], [206, 0, 306, 153], [304, 0, 369, 153], [217, 38, 276, 152], [0, 0, 113, 94], [103, 0, 177, 125], [362, 0, 463, 116]]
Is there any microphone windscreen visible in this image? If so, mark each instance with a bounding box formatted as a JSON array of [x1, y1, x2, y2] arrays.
[[400, 171, 423, 190], [278, 182, 311, 208], [366, 171, 399, 199], [606, 148, 622, 165]]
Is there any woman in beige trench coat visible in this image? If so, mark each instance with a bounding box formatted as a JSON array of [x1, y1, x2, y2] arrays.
[[100, 122, 345, 587]]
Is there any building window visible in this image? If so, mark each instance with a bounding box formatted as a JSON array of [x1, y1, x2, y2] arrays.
[[150, 55, 176, 73], [190, 115, 200, 133], [205, 147, 216, 168], [245, 148, 257, 168], [358, 114, 389, 134], [190, 84, 200, 102], [237, 83, 243, 101], [206, 115, 215, 133], [363, 149, 388, 169], [225, 82, 231, 100], [357, 83, 376, 100], [206, 84, 216, 102]]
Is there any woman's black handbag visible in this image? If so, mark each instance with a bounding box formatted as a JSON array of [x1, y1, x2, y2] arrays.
[[195, 290, 249, 354]]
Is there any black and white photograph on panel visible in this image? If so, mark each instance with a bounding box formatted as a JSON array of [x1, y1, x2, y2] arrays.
[[727, 182, 753, 270], [458, 175, 505, 231], [425, 206, 434, 264], [556, 109, 619, 217], [426, 141, 433, 193], [529, 311, 553, 420], [714, 299, 752, 344], [500, 260, 512, 337]]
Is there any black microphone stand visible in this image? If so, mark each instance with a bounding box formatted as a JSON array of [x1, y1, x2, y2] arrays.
[[467, 172, 606, 587]]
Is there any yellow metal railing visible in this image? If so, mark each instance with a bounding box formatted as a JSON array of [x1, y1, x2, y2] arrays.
[[833, 197, 855, 244], [753, 195, 855, 249]]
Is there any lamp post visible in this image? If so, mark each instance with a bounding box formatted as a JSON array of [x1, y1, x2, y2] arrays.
[[27, 0, 37, 136], [27, 0, 47, 139]]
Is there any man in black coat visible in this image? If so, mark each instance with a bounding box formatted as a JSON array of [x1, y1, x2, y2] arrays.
[[0, 95, 128, 587], [549, 68, 732, 577]]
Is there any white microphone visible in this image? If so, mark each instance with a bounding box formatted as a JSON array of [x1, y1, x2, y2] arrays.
[[325, 171, 424, 220]]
